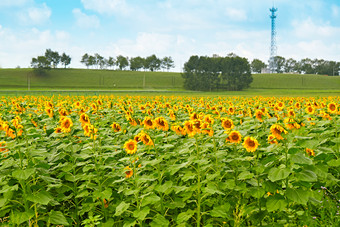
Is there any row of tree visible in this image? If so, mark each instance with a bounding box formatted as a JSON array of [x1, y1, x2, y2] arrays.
[[182, 54, 253, 91], [251, 56, 340, 76], [80, 54, 175, 71], [31, 49, 71, 69]]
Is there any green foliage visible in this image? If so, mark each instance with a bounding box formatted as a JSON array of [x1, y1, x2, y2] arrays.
[[182, 55, 253, 91]]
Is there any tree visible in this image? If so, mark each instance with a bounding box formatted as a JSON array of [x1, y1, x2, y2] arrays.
[[107, 57, 115, 70], [60, 53, 71, 68], [182, 54, 252, 91], [88, 55, 96, 69], [284, 58, 297, 73], [94, 53, 104, 69], [130, 56, 145, 71], [45, 49, 60, 68], [220, 56, 252, 90], [251, 59, 266, 73], [116, 55, 129, 70], [81, 54, 90, 69], [145, 55, 161, 71], [31, 56, 50, 69], [272, 56, 286, 73], [161, 56, 175, 71]]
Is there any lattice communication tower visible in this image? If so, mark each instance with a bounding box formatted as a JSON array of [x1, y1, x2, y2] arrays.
[[269, 7, 278, 73]]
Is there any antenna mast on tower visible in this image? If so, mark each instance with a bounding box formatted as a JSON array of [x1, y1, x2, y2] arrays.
[[269, 6, 278, 73]]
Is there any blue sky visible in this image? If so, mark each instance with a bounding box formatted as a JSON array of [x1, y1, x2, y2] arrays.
[[0, 0, 339, 71]]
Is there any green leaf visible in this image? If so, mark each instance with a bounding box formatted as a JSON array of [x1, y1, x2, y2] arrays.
[[133, 207, 150, 221], [237, 171, 254, 180], [266, 197, 287, 212], [115, 201, 130, 216], [295, 170, 317, 182], [176, 209, 195, 224], [203, 183, 224, 195], [250, 187, 265, 198], [27, 190, 53, 205], [12, 168, 35, 180], [327, 159, 340, 167], [286, 188, 309, 205], [210, 204, 230, 218], [142, 194, 161, 207], [11, 210, 34, 225], [268, 168, 291, 182], [155, 181, 173, 194], [291, 153, 312, 165], [48, 210, 69, 226], [150, 214, 169, 227]]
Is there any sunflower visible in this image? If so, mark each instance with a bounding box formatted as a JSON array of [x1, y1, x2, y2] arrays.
[[221, 118, 234, 131], [60, 117, 73, 133], [190, 112, 199, 120], [270, 124, 287, 140], [111, 122, 121, 132], [184, 120, 196, 137], [327, 102, 337, 114], [305, 106, 315, 115], [243, 136, 259, 152], [306, 148, 315, 156], [0, 141, 8, 152], [58, 108, 68, 116], [255, 110, 264, 122], [45, 108, 54, 118], [124, 139, 137, 154], [203, 114, 214, 124], [55, 127, 62, 133], [142, 116, 155, 129], [140, 132, 154, 146], [79, 113, 90, 125], [171, 125, 185, 136], [294, 102, 301, 109], [154, 117, 169, 131], [226, 131, 242, 143], [124, 166, 133, 178], [267, 134, 278, 144]]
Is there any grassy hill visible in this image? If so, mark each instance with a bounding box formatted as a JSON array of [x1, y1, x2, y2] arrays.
[[0, 68, 339, 91]]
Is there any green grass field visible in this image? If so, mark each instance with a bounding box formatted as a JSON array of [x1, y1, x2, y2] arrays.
[[0, 69, 339, 96]]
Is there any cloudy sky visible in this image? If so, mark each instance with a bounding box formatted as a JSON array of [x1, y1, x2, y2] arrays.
[[0, 0, 339, 71]]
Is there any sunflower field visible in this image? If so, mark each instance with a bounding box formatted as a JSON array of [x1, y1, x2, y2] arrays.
[[0, 95, 339, 226]]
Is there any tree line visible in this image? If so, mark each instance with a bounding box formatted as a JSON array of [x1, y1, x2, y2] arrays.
[[30, 50, 175, 72], [80, 53, 175, 72], [182, 53, 253, 91], [251, 56, 340, 76], [31, 49, 71, 69]]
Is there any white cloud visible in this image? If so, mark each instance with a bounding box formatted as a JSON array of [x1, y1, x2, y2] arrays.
[[292, 18, 340, 40], [18, 3, 51, 25], [0, 0, 31, 7], [81, 0, 129, 15], [73, 8, 100, 29], [225, 8, 247, 21], [0, 27, 73, 68]]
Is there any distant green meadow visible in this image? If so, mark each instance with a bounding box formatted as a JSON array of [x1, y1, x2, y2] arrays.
[[0, 69, 339, 96]]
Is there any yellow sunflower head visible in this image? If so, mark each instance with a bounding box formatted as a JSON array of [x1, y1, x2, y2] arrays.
[[154, 117, 169, 131], [226, 131, 242, 144], [124, 166, 133, 178], [60, 117, 73, 133], [327, 102, 337, 114], [142, 116, 154, 129], [221, 118, 234, 131], [270, 124, 287, 140], [243, 136, 259, 152], [124, 139, 137, 155]]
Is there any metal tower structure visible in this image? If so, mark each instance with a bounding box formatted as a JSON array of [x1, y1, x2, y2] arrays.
[[269, 7, 278, 73]]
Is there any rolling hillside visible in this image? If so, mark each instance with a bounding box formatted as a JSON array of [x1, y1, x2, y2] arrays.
[[0, 68, 339, 90]]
